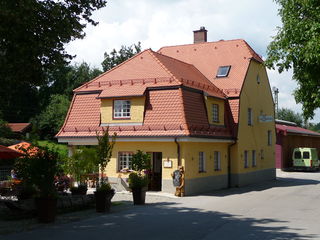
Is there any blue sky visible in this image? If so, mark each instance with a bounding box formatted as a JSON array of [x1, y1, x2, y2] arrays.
[[66, 0, 320, 123]]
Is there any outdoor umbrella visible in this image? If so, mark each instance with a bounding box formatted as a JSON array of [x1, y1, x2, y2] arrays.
[[0, 145, 23, 159]]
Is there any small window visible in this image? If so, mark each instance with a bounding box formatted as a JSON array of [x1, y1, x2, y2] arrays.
[[260, 149, 264, 160], [212, 104, 219, 122], [303, 151, 310, 159], [214, 151, 221, 171], [118, 152, 133, 171], [248, 108, 253, 126], [294, 151, 302, 159], [267, 130, 272, 146], [252, 150, 256, 167], [256, 74, 260, 84], [199, 152, 206, 172], [114, 100, 131, 119], [244, 150, 249, 168], [216, 66, 231, 77]]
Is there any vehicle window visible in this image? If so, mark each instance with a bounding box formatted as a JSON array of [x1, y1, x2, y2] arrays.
[[294, 151, 301, 159], [303, 151, 310, 159]]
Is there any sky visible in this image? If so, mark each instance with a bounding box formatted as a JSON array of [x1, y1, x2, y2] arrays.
[[66, 0, 320, 123]]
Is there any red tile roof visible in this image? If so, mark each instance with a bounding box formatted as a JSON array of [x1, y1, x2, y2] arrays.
[[98, 84, 147, 99], [7, 123, 31, 133], [158, 39, 262, 97], [276, 124, 320, 137], [57, 38, 263, 140]]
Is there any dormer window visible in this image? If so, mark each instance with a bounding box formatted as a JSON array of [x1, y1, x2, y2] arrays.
[[114, 100, 131, 119], [216, 65, 231, 78]]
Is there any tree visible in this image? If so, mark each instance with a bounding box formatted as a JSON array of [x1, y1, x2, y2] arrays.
[[266, 0, 320, 120], [101, 42, 141, 71], [34, 94, 70, 139], [0, 0, 107, 122], [96, 128, 116, 185], [277, 108, 304, 127]]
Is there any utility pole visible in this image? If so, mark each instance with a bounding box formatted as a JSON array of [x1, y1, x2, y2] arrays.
[[272, 87, 279, 118]]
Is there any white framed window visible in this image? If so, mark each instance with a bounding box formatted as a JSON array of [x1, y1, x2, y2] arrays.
[[118, 152, 133, 171], [214, 151, 221, 171], [199, 152, 206, 172], [244, 150, 249, 168], [212, 104, 219, 122], [252, 150, 256, 167], [248, 108, 253, 126], [114, 100, 131, 119], [216, 65, 231, 77], [268, 130, 272, 146]]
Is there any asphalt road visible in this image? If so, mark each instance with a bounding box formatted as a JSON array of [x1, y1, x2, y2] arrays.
[[4, 170, 320, 240]]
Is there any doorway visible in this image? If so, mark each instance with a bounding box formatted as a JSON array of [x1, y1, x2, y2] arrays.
[[149, 152, 162, 191]]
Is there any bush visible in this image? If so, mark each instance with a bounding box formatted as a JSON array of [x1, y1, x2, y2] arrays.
[[128, 172, 149, 189]]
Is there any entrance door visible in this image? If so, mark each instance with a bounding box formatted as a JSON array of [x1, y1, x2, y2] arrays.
[[149, 152, 162, 191]]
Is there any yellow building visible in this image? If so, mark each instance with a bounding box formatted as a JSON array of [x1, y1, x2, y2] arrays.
[[57, 27, 275, 195]]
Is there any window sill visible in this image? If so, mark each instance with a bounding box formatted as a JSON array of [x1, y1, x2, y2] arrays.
[[198, 171, 206, 173], [214, 169, 221, 171], [113, 117, 131, 120]]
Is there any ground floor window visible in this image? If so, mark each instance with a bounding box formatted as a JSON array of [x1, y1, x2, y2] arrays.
[[244, 150, 249, 168], [252, 150, 256, 167], [214, 151, 221, 171], [118, 152, 133, 171], [199, 152, 206, 172]]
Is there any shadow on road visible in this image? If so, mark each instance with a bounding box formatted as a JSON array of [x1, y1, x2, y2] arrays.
[[197, 177, 320, 197], [5, 201, 316, 240]]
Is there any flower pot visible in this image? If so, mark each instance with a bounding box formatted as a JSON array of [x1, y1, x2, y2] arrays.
[[35, 197, 57, 223], [132, 187, 147, 205], [94, 190, 115, 212]]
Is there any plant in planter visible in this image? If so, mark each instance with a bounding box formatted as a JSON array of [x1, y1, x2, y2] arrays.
[[128, 150, 151, 205], [94, 127, 116, 212], [95, 182, 115, 212], [14, 145, 60, 223]]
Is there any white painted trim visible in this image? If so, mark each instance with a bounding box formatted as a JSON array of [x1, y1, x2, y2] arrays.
[[100, 122, 143, 127], [58, 136, 235, 145]]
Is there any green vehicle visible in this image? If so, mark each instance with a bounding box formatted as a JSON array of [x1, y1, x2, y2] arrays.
[[292, 148, 320, 171]]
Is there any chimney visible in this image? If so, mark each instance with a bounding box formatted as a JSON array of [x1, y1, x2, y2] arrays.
[[193, 26, 207, 44]]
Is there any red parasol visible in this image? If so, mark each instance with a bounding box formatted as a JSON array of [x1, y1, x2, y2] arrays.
[[0, 145, 23, 159]]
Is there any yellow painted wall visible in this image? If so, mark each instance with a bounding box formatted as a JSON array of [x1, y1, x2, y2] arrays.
[[205, 97, 225, 125], [105, 141, 178, 180], [232, 60, 275, 174], [100, 97, 145, 123], [180, 142, 229, 179]]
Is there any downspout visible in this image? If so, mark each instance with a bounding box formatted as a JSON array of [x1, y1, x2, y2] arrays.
[[174, 137, 181, 166], [227, 141, 236, 188]]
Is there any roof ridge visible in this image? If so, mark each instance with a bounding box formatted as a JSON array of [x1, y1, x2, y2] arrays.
[[73, 49, 151, 92], [158, 39, 245, 52], [147, 50, 181, 84], [241, 40, 263, 62]]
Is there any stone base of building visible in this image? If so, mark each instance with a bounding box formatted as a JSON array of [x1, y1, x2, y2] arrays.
[[230, 168, 276, 187], [184, 174, 228, 195]]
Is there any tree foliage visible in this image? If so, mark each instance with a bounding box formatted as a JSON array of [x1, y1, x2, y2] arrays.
[[101, 42, 141, 71], [277, 108, 304, 127], [266, 0, 320, 119], [96, 128, 116, 184], [33, 94, 70, 140], [62, 147, 98, 183], [0, 0, 107, 122]]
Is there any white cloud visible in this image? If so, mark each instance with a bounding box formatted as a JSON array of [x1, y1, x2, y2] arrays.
[[65, 0, 320, 122]]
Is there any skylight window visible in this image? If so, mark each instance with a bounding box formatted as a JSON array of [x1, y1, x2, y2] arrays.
[[216, 66, 231, 78]]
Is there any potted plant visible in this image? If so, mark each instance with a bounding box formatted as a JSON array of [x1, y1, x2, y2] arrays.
[[94, 127, 116, 212], [128, 150, 151, 205], [95, 182, 115, 212], [15, 145, 59, 223]]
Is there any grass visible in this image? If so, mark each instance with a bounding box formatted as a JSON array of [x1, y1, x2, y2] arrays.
[[36, 140, 68, 158]]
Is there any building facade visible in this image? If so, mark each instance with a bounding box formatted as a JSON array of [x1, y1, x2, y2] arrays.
[[57, 28, 276, 195]]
